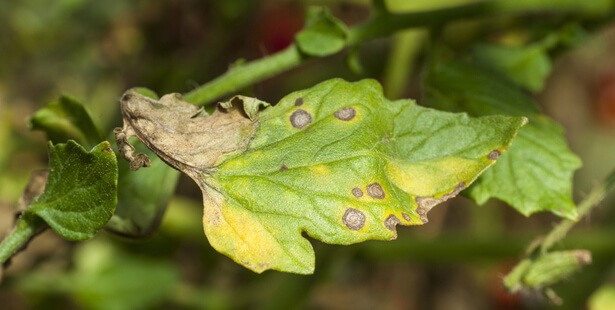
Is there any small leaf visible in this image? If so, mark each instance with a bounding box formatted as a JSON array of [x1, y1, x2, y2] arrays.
[[473, 24, 588, 93], [130, 87, 159, 100], [424, 61, 581, 220], [29, 95, 105, 149], [295, 7, 348, 57], [504, 250, 591, 292], [23, 140, 118, 240], [117, 79, 525, 274]]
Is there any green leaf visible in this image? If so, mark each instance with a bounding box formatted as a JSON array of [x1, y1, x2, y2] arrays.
[[28, 95, 105, 149], [474, 41, 553, 92], [24, 140, 118, 240], [105, 142, 180, 238], [424, 61, 582, 220], [503, 250, 591, 292], [473, 24, 586, 92], [117, 79, 525, 274], [295, 7, 348, 57]]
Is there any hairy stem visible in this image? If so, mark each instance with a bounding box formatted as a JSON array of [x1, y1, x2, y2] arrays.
[[540, 169, 615, 253], [182, 0, 608, 105], [0, 216, 47, 266]]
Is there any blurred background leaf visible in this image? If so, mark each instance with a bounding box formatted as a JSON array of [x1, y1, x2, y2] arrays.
[[1, 0, 615, 309]]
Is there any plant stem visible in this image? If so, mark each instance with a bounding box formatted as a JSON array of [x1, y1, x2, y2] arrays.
[[183, 45, 305, 105], [182, 0, 610, 106], [0, 217, 46, 265], [540, 169, 615, 253]]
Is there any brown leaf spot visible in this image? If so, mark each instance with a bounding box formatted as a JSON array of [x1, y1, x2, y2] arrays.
[[279, 165, 288, 171], [384, 215, 401, 231], [343, 208, 365, 230], [294, 98, 304, 106], [487, 150, 501, 160], [105, 147, 113, 153], [402, 212, 411, 222], [573, 250, 592, 265], [415, 182, 466, 224], [290, 109, 312, 128], [351, 187, 363, 198], [366, 183, 385, 199], [334, 107, 356, 121]]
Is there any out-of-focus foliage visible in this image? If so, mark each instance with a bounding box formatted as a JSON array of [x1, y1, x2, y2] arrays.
[[0, 0, 614, 309], [424, 61, 582, 220]]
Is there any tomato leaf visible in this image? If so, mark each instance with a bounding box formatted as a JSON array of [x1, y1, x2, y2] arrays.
[[295, 7, 348, 57], [116, 78, 526, 274], [28, 95, 105, 149], [424, 61, 581, 220], [19, 141, 118, 241], [105, 88, 181, 238]]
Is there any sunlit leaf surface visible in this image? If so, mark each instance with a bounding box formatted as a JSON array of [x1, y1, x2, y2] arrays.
[[424, 61, 581, 220], [118, 79, 525, 273]]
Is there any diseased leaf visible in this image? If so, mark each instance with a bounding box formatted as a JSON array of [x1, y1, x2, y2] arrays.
[[116, 79, 526, 274], [424, 61, 581, 220], [295, 7, 348, 57], [105, 88, 181, 238], [22, 141, 118, 240], [28, 95, 105, 149], [105, 142, 180, 238]]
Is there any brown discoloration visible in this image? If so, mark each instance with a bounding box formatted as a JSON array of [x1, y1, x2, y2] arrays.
[[402, 212, 411, 222], [342, 208, 365, 230], [104, 147, 113, 153], [351, 187, 363, 198], [488, 150, 501, 160], [290, 109, 312, 128], [334, 107, 356, 121], [279, 165, 288, 171], [117, 90, 259, 176], [573, 250, 592, 265], [384, 215, 401, 231], [294, 98, 304, 106], [114, 127, 151, 171], [415, 182, 466, 224], [366, 183, 385, 199]]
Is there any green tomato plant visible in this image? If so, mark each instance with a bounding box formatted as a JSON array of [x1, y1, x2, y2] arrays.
[[1, 0, 615, 305]]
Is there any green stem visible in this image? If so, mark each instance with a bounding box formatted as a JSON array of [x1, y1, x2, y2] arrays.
[[540, 169, 615, 253], [183, 45, 305, 106], [347, 0, 607, 44], [182, 0, 608, 106], [0, 216, 46, 265]]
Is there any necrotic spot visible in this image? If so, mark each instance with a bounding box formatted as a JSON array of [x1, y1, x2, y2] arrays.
[[488, 150, 501, 160], [384, 215, 401, 231], [290, 109, 312, 128], [402, 213, 411, 222], [294, 98, 304, 106], [334, 107, 356, 121], [352, 187, 363, 198], [342, 208, 365, 230], [279, 165, 288, 171], [366, 183, 385, 199]]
